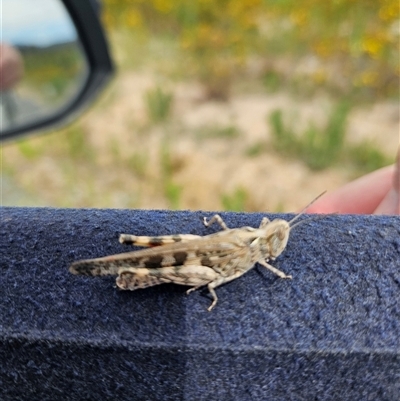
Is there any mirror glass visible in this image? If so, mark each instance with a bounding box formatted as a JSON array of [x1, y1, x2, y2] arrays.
[[1, 0, 88, 133]]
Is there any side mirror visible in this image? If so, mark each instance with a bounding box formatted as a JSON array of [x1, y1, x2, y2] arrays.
[[0, 0, 114, 141]]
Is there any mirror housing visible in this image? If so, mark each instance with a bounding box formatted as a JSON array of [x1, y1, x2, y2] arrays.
[[0, 0, 114, 141]]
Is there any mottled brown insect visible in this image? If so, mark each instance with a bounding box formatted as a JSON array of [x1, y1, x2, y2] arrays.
[[69, 193, 325, 311]]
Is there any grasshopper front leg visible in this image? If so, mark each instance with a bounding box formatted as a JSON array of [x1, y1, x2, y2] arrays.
[[257, 259, 292, 279], [259, 217, 271, 228]]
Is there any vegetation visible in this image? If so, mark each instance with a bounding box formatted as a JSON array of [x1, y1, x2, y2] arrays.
[[221, 187, 248, 212], [160, 143, 182, 209], [195, 125, 241, 140], [269, 104, 392, 172], [145, 86, 173, 123], [20, 43, 85, 104], [103, 0, 399, 100], [2, 0, 397, 211]]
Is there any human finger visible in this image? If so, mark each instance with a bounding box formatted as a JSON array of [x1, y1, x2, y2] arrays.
[[306, 165, 395, 214]]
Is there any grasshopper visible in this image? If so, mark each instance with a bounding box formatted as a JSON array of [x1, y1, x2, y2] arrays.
[[69, 193, 325, 311]]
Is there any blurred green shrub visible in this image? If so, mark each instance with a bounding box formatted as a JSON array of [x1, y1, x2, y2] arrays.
[[145, 86, 173, 123], [103, 0, 399, 99]]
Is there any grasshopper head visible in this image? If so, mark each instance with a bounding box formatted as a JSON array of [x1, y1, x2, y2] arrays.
[[263, 191, 327, 259], [265, 219, 291, 258]]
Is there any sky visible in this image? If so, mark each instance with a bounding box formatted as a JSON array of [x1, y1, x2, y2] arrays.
[[2, 0, 77, 47]]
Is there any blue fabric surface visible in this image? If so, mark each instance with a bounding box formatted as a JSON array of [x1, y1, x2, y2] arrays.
[[1, 207, 400, 400]]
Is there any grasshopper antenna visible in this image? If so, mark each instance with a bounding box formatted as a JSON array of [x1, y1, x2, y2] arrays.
[[290, 213, 336, 230], [288, 190, 327, 227]]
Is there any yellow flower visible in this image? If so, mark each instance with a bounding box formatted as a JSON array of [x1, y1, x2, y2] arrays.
[[359, 71, 379, 86], [362, 36, 383, 57], [313, 69, 327, 84], [379, 1, 400, 21], [290, 10, 308, 26], [152, 0, 174, 14], [125, 8, 142, 28]]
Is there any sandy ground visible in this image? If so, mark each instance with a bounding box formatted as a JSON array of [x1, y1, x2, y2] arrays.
[[2, 71, 399, 212], [83, 71, 399, 211]]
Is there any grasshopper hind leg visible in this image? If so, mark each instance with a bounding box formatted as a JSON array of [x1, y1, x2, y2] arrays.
[[116, 269, 164, 290], [202, 269, 251, 311], [186, 283, 219, 312], [119, 234, 202, 247], [203, 214, 229, 231], [116, 265, 221, 310]]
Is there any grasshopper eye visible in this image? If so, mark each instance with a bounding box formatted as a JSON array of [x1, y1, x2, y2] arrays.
[[272, 236, 280, 250], [276, 227, 286, 241]]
